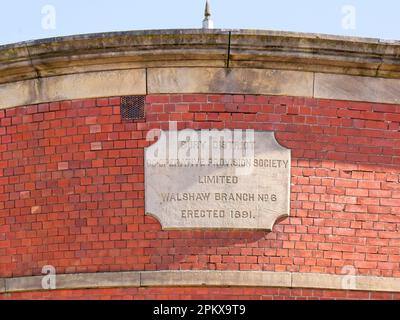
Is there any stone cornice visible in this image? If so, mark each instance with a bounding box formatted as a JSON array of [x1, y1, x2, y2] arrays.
[[1, 29, 400, 85]]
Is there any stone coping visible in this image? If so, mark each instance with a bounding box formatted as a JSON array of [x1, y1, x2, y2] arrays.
[[1, 270, 400, 294], [1, 29, 400, 109], [1, 29, 400, 87]]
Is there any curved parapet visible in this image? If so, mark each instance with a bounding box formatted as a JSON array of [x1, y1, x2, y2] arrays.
[[1, 29, 400, 109], [1, 29, 400, 300]]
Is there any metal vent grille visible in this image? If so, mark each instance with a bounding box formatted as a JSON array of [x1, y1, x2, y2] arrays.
[[121, 96, 145, 120]]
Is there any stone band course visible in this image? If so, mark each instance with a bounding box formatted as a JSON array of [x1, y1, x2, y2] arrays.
[[3, 68, 400, 108], [2, 271, 400, 294]]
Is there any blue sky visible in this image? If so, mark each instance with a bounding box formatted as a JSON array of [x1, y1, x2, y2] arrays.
[[1, 0, 399, 45]]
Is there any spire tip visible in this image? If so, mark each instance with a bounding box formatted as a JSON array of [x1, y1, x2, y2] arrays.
[[202, 0, 214, 29]]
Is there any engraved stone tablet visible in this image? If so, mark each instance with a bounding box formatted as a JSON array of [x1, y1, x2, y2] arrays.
[[145, 130, 291, 230]]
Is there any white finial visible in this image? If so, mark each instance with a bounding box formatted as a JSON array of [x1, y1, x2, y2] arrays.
[[202, 0, 214, 29]]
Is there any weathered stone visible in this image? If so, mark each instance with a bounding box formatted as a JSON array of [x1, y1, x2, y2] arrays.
[[6, 276, 43, 292], [3, 271, 400, 293], [291, 273, 346, 291], [314, 73, 400, 104], [140, 271, 292, 288], [1, 30, 400, 109], [147, 67, 313, 97], [0, 69, 146, 109], [55, 272, 140, 290], [292, 273, 400, 293], [145, 131, 291, 230], [0, 279, 5, 293], [2, 29, 400, 86], [0, 79, 34, 109], [355, 276, 400, 293]]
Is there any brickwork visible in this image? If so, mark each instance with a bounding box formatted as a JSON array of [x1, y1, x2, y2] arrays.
[[1, 287, 400, 300], [0, 94, 399, 298]]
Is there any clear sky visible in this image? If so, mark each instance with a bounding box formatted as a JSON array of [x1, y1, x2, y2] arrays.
[[1, 0, 399, 45]]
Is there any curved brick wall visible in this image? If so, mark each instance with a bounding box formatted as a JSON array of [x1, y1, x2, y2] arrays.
[[1, 94, 399, 284]]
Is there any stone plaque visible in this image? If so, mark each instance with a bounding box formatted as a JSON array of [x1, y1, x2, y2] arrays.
[[145, 130, 291, 230]]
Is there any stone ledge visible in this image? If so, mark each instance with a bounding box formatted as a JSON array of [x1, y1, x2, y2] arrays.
[[5, 272, 141, 293], [55, 272, 140, 290], [140, 271, 291, 288], [6, 276, 43, 293], [356, 276, 400, 293], [292, 273, 352, 291], [0, 279, 5, 293], [2, 271, 400, 294]]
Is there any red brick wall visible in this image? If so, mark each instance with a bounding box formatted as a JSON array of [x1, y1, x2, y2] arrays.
[[1, 287, 400, 300], [0, 94, 399, 286]]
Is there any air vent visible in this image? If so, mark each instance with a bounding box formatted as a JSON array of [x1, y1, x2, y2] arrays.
[[121, 96, 146, 120]]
